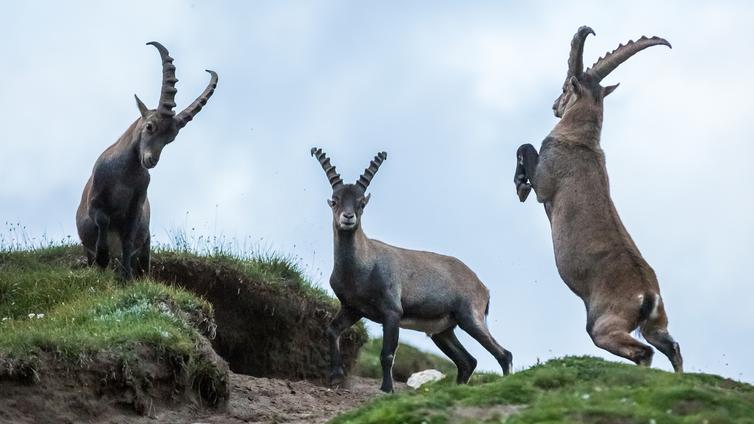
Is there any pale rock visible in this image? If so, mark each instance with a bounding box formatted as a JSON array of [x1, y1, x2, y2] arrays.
[[406, 369, 446, 389]]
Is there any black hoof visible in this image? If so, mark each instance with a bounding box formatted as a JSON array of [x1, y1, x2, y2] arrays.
[[517, 183, 532, 202], [330, 369, 346, 387], [502, 351, 514, 375]]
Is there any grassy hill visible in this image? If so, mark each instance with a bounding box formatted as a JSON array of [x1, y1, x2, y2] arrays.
[[0, 243, 367, 421], [333, 356, 754, 423]]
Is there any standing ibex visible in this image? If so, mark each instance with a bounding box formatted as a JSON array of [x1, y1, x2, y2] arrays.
[[312, 148, 512, 393], [514, 27, 682, 372], [76, 42, 217, 280]]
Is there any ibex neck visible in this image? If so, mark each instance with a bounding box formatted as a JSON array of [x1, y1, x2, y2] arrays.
[[551, 106, 603, 145], [332, 225, 371, 273], [111, 118, 145, 170]]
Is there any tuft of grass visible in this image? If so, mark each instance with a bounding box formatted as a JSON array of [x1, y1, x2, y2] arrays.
[[156, 227, 336, 306], [353, 338, 456, 382], [332, 356, 754, 424]]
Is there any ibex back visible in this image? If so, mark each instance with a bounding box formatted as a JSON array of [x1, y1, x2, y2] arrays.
[[76, 42, 218, 280], [514, 26, 682, 372], [312, 148, 512, 393]]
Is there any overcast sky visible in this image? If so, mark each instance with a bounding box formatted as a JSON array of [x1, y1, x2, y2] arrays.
[[1, 1, 752, 383]]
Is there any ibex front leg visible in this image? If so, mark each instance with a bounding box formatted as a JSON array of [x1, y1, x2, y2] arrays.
[[92, 208, 111, 269], [119, 192, 146, 281], [380, 312, 401, 393], [514, 143, 539, 202], [326, 306, 362, 386]]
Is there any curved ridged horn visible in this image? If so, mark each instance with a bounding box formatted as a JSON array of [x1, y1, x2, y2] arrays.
[[586, 35, 671, 82], [146, 41, 178, 117], [311, 147, 344, 189], [567, 26, 595, 78], [356, 152, 387, 192], [175, 70, 218, 129]]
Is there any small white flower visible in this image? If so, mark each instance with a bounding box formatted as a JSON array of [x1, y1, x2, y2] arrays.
[[28, 313, 35, 319], [1, 317, 8, 321], [36, 314, 44, 319], [581, 394, 590, 400]]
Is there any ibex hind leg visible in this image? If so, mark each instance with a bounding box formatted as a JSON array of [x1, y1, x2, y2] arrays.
[[641, 300, 683, 373], [643, 330, 682, 373], [457, 310, 513, 375], [431, 327, 477, 384], [589, 316, 654, 367]]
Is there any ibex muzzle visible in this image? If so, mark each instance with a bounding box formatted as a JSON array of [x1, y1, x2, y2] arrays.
[[76, 42, 218, 280], [514, 27, 682, 372]]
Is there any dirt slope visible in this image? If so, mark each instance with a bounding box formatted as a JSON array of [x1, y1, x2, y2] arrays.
[[94, 373, 403, 424]]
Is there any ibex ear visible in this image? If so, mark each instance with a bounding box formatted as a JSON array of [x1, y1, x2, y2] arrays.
[[134, 95, 149, 118], [603, 83, 620, 97], [327, 199, 336, 208], [569, 76, 581, 96], [362, 193, 371, 207]]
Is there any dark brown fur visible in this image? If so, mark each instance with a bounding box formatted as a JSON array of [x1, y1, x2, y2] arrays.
[[514, 27, 682, 372], [76, 42, 217, 280]]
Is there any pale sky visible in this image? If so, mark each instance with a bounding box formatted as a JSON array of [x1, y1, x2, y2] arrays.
[[1, 1, 753, 382]]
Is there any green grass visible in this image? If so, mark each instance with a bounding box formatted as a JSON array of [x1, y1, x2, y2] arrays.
[[154, 248, 336, 307], [0, 245, 213, 370], [354, 337, 456, 382], [332, 356, 754, 424], [0, 239, 366, 375]]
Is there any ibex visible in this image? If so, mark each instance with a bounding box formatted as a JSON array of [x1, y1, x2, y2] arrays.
[[312, 148, 512, 393], [514, 26, 682, 372], [76, 42, 217, 280]]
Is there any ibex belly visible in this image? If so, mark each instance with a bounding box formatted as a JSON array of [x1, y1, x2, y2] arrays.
[[399, 316, 455, 336]]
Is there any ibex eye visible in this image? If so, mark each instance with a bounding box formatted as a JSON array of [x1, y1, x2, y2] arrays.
[[146, 123, 155, 133]]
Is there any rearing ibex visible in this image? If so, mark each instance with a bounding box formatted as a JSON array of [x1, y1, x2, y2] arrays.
[[76, 42, 217, 280], [514, 26, 683, 372], [312, 148, 512, 393]]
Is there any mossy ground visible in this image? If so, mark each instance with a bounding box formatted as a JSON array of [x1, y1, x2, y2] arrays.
[[0, 245, 219, 383], [0, 241, 366, 382], [354, 337, 456, 382], [333, 356, 754, 424]]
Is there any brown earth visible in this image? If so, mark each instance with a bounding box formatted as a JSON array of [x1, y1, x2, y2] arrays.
[[0, 365, 400, 424], [128, 373, 404, 424], [151, 252, 366, 382], [0, 340, 229, 424]]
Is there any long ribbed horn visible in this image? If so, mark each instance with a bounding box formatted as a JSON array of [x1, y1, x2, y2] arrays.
[[586, 35, 671, 82], [567, 26, 595, 78], [311, 147, 344, 189], [356, 152, 387, 192], [175, 70, 218, 129], [146, 41, 178, 117]]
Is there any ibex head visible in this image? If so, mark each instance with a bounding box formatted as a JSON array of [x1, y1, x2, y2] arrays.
[[552, 26, 671, 118], [134, 42, 218, 169], [311, 148, 388, 231]]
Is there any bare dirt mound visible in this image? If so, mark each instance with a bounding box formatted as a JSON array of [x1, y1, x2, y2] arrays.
[[0, 340, 229, 424], [126, 373, 404, 424], [151, 253, 366, 381]]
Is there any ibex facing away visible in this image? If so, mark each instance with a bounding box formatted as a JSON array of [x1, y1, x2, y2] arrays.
[[312, 148, 512, 393], [76, 42, 217, 280], [514, 27, 682, 372]]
